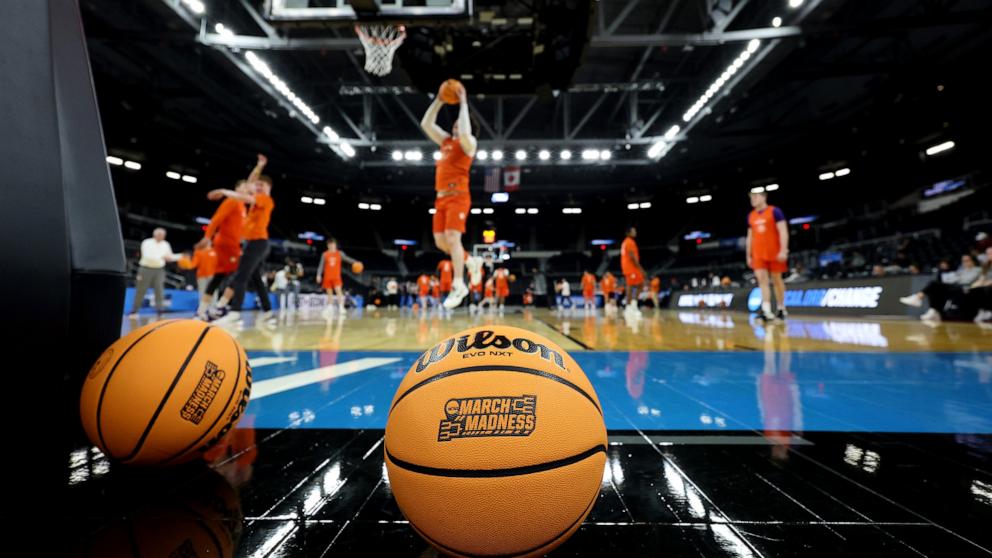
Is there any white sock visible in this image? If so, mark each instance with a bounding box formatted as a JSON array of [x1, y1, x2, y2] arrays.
[[762, 301, 772, 314]]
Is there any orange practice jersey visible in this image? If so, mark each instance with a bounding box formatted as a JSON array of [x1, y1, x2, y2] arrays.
[[417, 274, 430, 296], [581, 272, 596, 293], [601, 275, 616, 294], [205, 198, 245, 246], [621, 237, 640, 272], [437, 260, 453, 284], [650, 276, 661, 293], [191, 247, 218, 278], [435, 137, 472, 194], [484, 281, 494, 298], [494, 269, 509, 290], [244, 192, 274, 240], [322, 250, 343, 281], [748, 205, 786, 261]]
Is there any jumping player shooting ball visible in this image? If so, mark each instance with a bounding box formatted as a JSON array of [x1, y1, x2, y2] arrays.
[[420, 81, 477, 310]]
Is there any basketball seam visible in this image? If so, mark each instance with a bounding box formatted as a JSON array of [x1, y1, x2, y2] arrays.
[[158, 333, 243, 466], [407, 482, 599, 558], [94, 319, 181, 458], [389, 364, 602, 417], [385, 444, 605, 478], [119, 324, 213, 463]]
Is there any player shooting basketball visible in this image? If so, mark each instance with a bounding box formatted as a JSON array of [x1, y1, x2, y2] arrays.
[[420, 81, 477, 310]]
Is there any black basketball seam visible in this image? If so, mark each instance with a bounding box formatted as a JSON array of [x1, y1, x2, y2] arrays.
[[385, 444, 605, 478], [119, 324, 213, 463], [407, 483, 599, 558], [158, 333, 244, 465], [389, 365, 602, 417], [95, 319, 181, 458]]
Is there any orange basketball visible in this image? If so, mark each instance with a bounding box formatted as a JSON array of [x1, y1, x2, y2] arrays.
[[509, 273, 517, 282], [385, 325, 606, 557], [177, 255, 194, 270], [439, 79, 464, 104], [79, 319, 252, 467], [352, 261, 364, 274]]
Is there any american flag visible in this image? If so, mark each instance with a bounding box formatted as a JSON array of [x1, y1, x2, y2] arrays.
[[484, 166, 501, 193]]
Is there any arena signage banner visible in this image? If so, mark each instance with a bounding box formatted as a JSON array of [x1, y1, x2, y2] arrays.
[[669, 276, 931, 317]]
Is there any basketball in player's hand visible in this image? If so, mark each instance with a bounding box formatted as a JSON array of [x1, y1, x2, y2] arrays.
[[352, 261, 364, 274], [439, 79, 464, 105], [177, 255, 194, 270]]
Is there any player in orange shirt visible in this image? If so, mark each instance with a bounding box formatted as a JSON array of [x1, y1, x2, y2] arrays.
[[494, 267, 510, 315], [600, 272, 618, 317], [621, 226, 646, 317], [207, 154, 275, 324], [430, 275, 441, 308], [416, 273, 431, 314], [649, 275, 662, 309], [581, 270, 597, 314], [316, 238, 360, 315], [198, 175, 249, 320], [480, 277, 496, 313], [184, 242, 218, 317], [747, 191, 789, 321], [421, 82, 478, 309]]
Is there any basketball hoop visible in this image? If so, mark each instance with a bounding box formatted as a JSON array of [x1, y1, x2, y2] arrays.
[[355, 24, 406, 76]]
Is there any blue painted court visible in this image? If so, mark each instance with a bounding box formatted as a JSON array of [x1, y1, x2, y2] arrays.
[[245, 349, 992, 434]]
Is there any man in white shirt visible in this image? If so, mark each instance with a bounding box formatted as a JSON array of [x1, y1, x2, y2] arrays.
[[128, 228, 180, 317]]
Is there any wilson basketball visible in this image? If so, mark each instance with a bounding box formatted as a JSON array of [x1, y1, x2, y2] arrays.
[[439, 78, 464, 104], [79, 319, 252, 467], [177, 255, 194, 270], [385, 325, 606, 557], [352, 261, 364, 274]]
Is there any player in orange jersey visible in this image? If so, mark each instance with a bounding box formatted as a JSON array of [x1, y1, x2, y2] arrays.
[[421, 82, 478, 309], [649, 275, 662, 309], [430, 275, 441, 308], [186, 241, 218, 317], [480, 277, 496, 313], [600, 271, 618, 317], [207, 155, 275, 324], [198, 174, 250, 319], [747, 191, 789, 321], [621, 226, 646, 318], [437, 258, 454, 315], [581, 270, 597, 314], [316, 237, 360, 315], [416, 273, 431, 314], [494, 267, 510, 315]]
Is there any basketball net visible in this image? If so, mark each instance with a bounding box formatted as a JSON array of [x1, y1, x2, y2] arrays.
[[354, 24, 406, 76]]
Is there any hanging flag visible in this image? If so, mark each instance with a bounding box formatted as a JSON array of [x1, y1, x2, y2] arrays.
[[484, 166, 502, 193], [503, 166, 521, 192]]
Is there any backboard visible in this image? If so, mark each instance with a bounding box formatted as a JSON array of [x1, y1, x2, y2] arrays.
[[265, 0, 472, 23]]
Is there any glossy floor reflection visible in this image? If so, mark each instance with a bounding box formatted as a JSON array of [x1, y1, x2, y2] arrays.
[[66, 308, 992, 556]]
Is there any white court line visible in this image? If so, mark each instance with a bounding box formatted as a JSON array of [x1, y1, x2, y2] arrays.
[[248, 356, 298, 368], [252, 357, 401, 399]]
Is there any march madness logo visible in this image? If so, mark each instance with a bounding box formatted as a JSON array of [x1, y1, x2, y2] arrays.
[[437, 395, 537, 442], [181, 361, 225, 425]]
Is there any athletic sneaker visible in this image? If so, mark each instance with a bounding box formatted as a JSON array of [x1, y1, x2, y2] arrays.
[[900, 295, 923, 308], [207, 305, 229, 321], [920, 308, 941, 322], [974, 309, 992, 324], [212, 310, 241, 325], [443, 281, 470, 309], [775, 309, 788, 321], [757, 311, 776, 323]]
